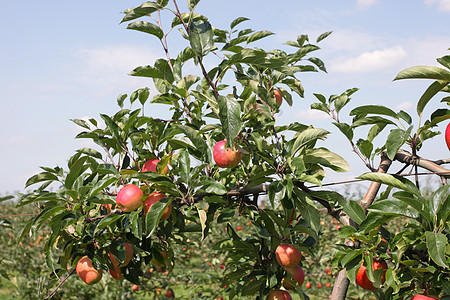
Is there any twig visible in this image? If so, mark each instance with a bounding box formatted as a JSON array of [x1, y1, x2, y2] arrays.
[[44, 269, 75, 299]]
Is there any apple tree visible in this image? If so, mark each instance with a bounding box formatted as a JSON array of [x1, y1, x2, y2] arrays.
[[17, 0, 449, 299]]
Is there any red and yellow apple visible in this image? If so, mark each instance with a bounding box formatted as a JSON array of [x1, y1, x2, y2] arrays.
[[76, 256, 103, 285], [116, 184, 144, 212], [356, 260, 388, 290], [143, 192, 172, 220], [213, 140, 242, 168], [266, 290, 292, 300], [275, 244, 302, 268], [286, 265, 305, 287], [142, 158, 169, 174]]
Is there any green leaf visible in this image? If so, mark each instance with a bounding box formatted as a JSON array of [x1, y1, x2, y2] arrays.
[[218, 95, 242, 147], [230, 17, 249, 29], [127, 21, 164, 39], [129, 65, 163, 79], [71, 118, 90, 130], [316, 31, 332, 42], [25, 172, 59, 188], [187, 0, 200, 10], [368, 199, 419, 219], [121, 2, 163, 23], [145, 197, 172, 237], [290, 128, 329, 157], [303, 148, 350, 172], [350, 105, 398, 119], [177, 125, 210, 162], [246, 30, 274, 44], [358, 173, 421, 197], [417, 80, 448, 116], [65, 156, 88, 190], [425, 231, 449, 268], [189, 20, 215, 57], [100, 114, 121, 142], [294, 191, 320, 234], [394, 66, 450, 82], [343, 200, 366, 225], [333, 123, 353, 141], [386, 129, 405, 160], [177, 150, 191, 186]]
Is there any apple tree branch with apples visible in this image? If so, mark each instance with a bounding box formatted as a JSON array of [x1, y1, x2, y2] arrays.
[[16, 0, 450, 299]]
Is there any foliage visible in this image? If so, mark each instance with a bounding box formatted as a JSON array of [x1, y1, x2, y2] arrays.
[[9, 1, 450, 299]]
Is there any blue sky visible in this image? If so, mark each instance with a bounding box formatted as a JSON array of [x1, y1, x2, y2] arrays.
[[1, 0, 449, 194]]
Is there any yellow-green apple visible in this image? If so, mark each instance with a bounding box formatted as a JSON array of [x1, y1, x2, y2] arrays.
[[76, 256, 103, 285], [275, 244, 302, 268], [116, 184, 143, 212], [213, 140, 242, 168], [143, 192, 172, 220], [356, 260, 388, 290], [266, 290, 292, 300], [142, 158, 169, 174]]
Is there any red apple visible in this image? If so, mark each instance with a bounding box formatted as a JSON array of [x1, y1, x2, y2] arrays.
[[143, 192, 172, 220], [142, 158, 169, 174], [116, 184, 143, 212], [76, 256, 103, 285], [237, 226, 243, 230], [286, 265, 305, 287], [305, 282, 311, 289], [317, 283, 322, 288], [446, 122, 450, 151], [326, 282, 331, 288], [165, 288, 174, 298], [356, 260, 388, 290], [266, 290, 292, 300], [132, 284, 139, 292], [275, 244, 302, 268], [109, 242, 133, 267], [411, 295, 438, 300], [213, 140, 242, 168]]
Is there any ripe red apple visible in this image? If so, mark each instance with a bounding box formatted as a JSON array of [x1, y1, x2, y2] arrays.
[[273, 89, 282, 107], [325, 266, 332, 275], [142, 158, 169, 174], [132, 284, 139, 292], [165, 288, 174, 298], [356, 260, 388, 290], [411, 295, 438, 300], [305, 282, 311, 289], [275, 244, 302, 268], [326, 282, 331, 288], [266, 290, 292, 300], [237, 226, 243, 230], [446, 122, 450, 151], [116, 184, 144, 212], [213, 140, 242, 168], [286, 265, 305, 287], [76, 256, 103, 285], [143, 192, 172, 220], [109, 242, 133, 267], [317, 283, 322, 288]]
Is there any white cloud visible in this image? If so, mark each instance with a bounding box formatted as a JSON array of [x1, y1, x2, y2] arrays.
[[295, 109, 329, 120], [395, 101, 414, 111], [425, 0, 450, 11], [70, 45, 161, 96], [329, 46, 407, 73]]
